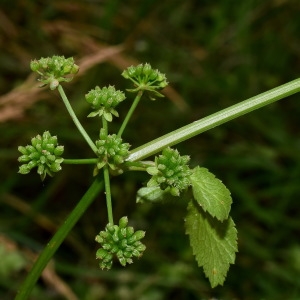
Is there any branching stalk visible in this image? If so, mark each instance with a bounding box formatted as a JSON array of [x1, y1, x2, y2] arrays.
[[58, 85, 98, 154], [18, 56, 300, 298], [117, 90, 144, 137], [100, 116, 114, 224], [63, 158, 98, 164], [103, 166, 114, 224]]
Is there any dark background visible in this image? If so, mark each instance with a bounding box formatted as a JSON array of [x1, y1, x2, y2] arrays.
[[1, 1, 300, 299]]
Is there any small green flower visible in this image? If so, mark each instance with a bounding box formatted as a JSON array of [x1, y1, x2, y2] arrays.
[[95, 216, 146, 270], [146, 147, 191, 196], [30, 56, 79, 90], [121, 63, 168, 100], [94, 129, 130, 173], [18, 131, 64, 181], [85, 86, 126, 122]]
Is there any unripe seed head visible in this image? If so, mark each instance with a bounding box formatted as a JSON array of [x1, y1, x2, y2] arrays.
[[95, 217, 146, 269]]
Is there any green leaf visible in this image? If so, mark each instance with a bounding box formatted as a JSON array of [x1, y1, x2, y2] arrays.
[[185, 200, 238, 287], [136, 186, 165, 203], [103, 111, 113, 122], [190, 166, 232, 221], [87, 111, 100, 118], [136, 186, 181, 203]]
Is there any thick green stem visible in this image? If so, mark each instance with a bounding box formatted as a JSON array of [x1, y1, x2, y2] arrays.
[[127, 78, 300, 162], [117, 90, 143, 137], [15, 175, 104, 300], [103, 166, 114, 224], [58, 85, 98, 154]]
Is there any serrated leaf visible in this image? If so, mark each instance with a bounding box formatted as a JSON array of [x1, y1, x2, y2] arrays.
[[190, 166, 232, 221], [185, 200, 238, 287]]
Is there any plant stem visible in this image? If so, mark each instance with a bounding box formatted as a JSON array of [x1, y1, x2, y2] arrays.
[[102, 117, 108, 135], [117, 90, 143, 137], [58, 85, 98, 154], [103, 166, 114, 224], [100, 116, 114, 224], [127, 78, 300, 162], [63, 158, 98, 164], [15, 175, 104, 300]]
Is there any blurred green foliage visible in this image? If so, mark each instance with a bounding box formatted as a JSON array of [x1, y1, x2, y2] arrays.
[[1, 0, 300, 299]]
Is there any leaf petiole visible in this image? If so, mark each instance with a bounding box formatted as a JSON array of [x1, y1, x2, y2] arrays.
[[127, 78, 300, 162]]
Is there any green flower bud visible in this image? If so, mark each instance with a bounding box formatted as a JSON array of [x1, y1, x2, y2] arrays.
[[27, 160, 38, 169], [126, 226, 134, 237], [18, 155, 29, 163], [119, 216, 128, 228], [127, 66, 136, 77], [119, 228, 127, 239], [18, 164, 30, 174], [99, 231, 109, 239], [121, 63, 168, 99], [50, 162, 62, 172], [71, 64, 79, 74], [143, 63, 152, 75], [132, 249, 141, 257], [96, 248, 109, 260], [106, 224, 117, 234], [86, 86, 125, 121], [132, 230, 146, 241], [37, 164, 45, 175], [120, 238, 128, 248], [99, 260, 113, 270], [123, 251, 132, 258], [102, 253, 113, 264], [118, 257, 127, 267], [30, 56, 79, 89], [102, 243, 112, 251], [146, 147, 191, 196], [95, 133, 130, 172], [136, 243, 146, 252], [54, 146, 64, 156], [30, 60, 39, 72], [18, 146, 28, 155], [112, 232, 119, 243], [95, 216, 146, 270], [18, 131, 64, 180], [110, 244, 119, 253], [135, 64, 143, 75]]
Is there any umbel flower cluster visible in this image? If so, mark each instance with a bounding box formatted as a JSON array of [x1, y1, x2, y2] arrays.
[[30, 55, 79, 90], [95, 216, 146, 270], [85, 86, 126, 122], [18, 131, 64, 181], [95, 129, 130, 173], [146, 147, 192, 196], [122, 63, 168, 99]]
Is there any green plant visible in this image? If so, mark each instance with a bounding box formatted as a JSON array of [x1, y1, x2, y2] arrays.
[[15, 55, 300, 299]]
